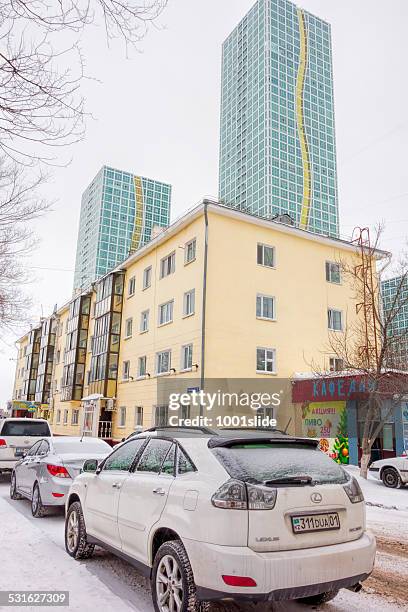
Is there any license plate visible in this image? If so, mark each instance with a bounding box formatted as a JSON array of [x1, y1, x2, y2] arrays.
[[15, 447, 26, 457], [292, 512, 340, 533]]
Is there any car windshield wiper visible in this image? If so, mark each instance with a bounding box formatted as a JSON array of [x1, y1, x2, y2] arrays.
[[263, 475, 314, 486]]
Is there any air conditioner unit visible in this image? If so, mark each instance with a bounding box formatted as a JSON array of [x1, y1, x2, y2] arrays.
[[106, 399, 116, 411]]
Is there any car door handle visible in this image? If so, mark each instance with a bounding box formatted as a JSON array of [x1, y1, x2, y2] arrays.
[[153, 488, 166, 495], [112, 482, 122, 489]]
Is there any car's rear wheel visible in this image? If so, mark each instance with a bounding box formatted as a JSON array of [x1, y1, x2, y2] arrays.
[[65, 501, 95, 559], [152, 540, 209, 612], [382, 467, 402, 488], [297, 589, 339, 605], [10, 472, 23, 500], [31, 483, 47, 517]]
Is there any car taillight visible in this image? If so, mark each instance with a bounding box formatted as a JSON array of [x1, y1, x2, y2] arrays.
[[343, 476, 364, 504], [211, 479, 277, 510], [47, 464, 70, 478], [52, 492, 65, 498], [0, 439, 6, 447], [222, 575, 257, 587]]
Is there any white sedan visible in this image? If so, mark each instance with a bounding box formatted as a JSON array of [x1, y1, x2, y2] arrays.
[[369, 455, 408, 488]]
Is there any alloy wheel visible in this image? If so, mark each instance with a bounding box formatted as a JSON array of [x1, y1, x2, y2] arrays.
[[156, 554, 183, 612], [66, 509, 79, 553], [384, 470, 397, 487]]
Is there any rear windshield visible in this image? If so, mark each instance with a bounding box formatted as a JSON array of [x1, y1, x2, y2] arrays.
[[52, 439, 110, 455], [212, 443, 349, 485], [1, 421, 51, 437]]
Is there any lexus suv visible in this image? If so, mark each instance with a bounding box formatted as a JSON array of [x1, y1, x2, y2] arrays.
[[64, 432, 376, 611]]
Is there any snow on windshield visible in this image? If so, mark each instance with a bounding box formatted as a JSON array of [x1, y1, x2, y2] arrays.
[[212, 444, 349, 485]]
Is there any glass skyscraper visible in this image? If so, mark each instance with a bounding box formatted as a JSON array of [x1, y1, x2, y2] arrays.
[[219, 0, 339, 237], [382, 276, 408, 366], [73, 166, 171, 291]]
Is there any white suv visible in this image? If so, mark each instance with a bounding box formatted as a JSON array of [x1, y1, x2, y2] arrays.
[[64, 432, 376, 611], [0, 418, 51, 473]]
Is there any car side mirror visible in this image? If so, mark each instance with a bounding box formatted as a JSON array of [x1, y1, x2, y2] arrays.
[[82, 459, 98, 473]]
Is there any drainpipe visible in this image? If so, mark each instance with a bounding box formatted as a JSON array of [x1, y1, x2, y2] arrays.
[[200, 201, 209, 417]]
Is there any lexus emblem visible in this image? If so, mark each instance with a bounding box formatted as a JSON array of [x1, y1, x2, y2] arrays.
[[311, 492, 322, 504]]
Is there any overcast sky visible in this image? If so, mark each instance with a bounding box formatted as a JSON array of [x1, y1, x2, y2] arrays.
[[1, 0, 408, 409]]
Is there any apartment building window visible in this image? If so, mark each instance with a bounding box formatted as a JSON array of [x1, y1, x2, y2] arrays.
[[160, 251, 175, 278], [71, 409, 79, 426], [183, 289, 195, 317], [56, 409, 61, 424], [63, 409, 68, 425], [180, 404, 190, 420], [122, 360, 130, 381], [143, 266, 152, 289], [156, 350, 171, 374], [128, 276, 136, 296], [329, 357, 344, 372], [125, 317, 133, 339], [135, 406, 143, 427], [138, 355, 146, 377], [256, 347, 276, 374], [257, 243, 275, 268], [119, 406, 126, 428], [155, 405, 169, 426], [181, 344, 193, 371], [328, 309, 343, 331], [326, 262, 341, 284], [140, 310, 149, 333], [185, 238, 196, 264], [256, 294, 276, 320], [158, 300, 174, 326]]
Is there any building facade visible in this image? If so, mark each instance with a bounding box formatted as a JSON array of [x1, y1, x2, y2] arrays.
[[382, 275, 408, 367], [219, 0, 339, 237], [13, 202, 385, 447], [73, 166, 171, 292]]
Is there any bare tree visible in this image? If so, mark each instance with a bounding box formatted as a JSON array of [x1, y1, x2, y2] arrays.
[[326, 226, 408, 478], [0, 159, 50, 328], [0, 1, 167, 164], [0, 1, 167, 328]]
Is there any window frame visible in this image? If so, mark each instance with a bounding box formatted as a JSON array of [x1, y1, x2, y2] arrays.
[[125, 317, 133, 339], [128, 276, 136, 297], [156, 350, 171, 375], [158, 300, 174, 327], [143, 266, 152, 290], [183, 289, 195, 318], [328, 308, 343, 332], [160, 251, 175, 279], [181, 343, 193, 372], [134, 406, 143, 427], [329, 357, 344, 372], [122, 360, 130, 381], [257, 243, 276, 268], [256, 293, 276, 321], [137, 355, 147, 378], [140, 309, 149, 333], [326, 261, 341, 285], [118, 405, 127, 428], [256, 346, 277, 375], [184, 238, 196, 265]]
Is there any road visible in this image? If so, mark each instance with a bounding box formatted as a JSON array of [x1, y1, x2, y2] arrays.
[[0, 473, 406, 611]]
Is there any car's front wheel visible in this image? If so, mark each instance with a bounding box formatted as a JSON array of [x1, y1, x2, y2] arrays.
[[152, 540, 209, 612], [382, 467, 402, 488], [298, 589, 339, 605], [65, 501, 95, 559], [10, 472, 23, 500]]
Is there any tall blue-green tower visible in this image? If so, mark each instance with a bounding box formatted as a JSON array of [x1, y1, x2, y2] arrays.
[[219, 0, 339, 237], [73, 166, 171, 291]]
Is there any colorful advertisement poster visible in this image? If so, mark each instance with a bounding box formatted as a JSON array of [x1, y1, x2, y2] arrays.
[[301, 401, 349, 464]]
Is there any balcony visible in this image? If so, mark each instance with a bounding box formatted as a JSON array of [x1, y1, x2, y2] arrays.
[[98, 420, 112, 439]]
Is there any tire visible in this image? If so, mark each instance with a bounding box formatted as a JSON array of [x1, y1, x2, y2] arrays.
[[297, 590, 339, 605], [381, 467, 402, 489], [31, 483, 47, 518], [65, 501, 95, 560], [152, 539, 210, 612], [10, 472, 23, 500]]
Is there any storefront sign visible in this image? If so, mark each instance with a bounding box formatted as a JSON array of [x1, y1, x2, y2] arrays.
[[293, 376, 375, 403]]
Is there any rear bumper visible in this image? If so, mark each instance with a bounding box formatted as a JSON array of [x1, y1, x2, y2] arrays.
[[40, 478, 73, 506], [0, 458, 17, 471], [184, 531, 376, 602]]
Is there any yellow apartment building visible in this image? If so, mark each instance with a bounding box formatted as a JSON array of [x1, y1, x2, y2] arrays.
[[11, 201, 387, 443]]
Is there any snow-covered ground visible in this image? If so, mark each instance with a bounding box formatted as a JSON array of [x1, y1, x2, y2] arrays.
[[0, 472, 406, 611]]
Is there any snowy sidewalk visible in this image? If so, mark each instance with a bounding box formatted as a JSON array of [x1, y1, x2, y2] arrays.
[[0, 494, 138, 612], [345, 465, 408, 512]]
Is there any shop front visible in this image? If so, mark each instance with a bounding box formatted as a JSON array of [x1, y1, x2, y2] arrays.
[[292, 374, 408, 466]]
